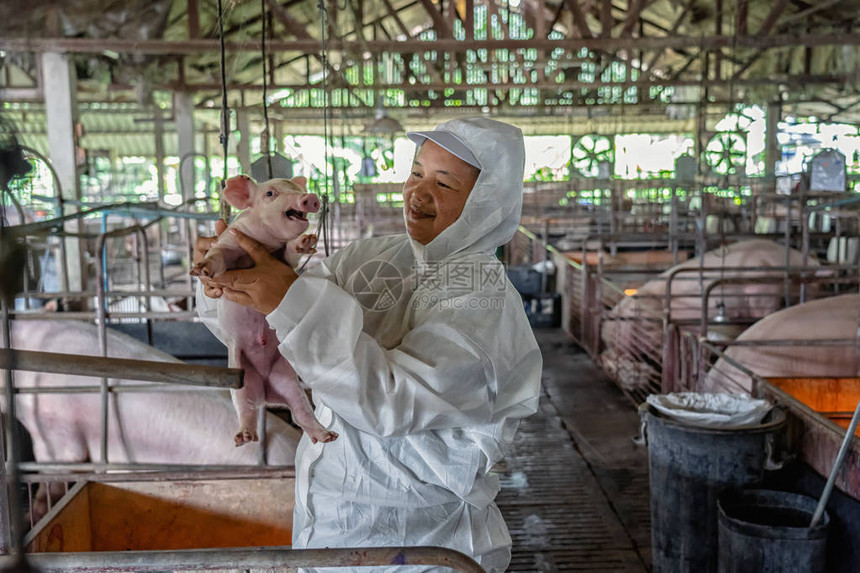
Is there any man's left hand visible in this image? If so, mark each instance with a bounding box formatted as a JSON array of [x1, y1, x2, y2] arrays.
[[208, 229, 299, 315]]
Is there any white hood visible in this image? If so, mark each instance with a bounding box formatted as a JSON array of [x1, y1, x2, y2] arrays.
[[407, 117, 525, 263]]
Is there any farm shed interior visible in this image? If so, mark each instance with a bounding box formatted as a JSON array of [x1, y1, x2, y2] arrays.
[[2, 0, 860, 571]]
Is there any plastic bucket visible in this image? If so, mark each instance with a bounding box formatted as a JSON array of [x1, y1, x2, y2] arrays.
[[718, 489, 829, 573], [645, 405, 786, 573]]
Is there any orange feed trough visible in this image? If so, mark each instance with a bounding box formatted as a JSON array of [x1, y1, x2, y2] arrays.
[[767, 377, 860, 437], [26, 477, 295, 554]]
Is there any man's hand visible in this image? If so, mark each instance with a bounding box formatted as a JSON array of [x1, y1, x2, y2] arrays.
[[194, 219, 228, 298], [208, 229, 298, 315]]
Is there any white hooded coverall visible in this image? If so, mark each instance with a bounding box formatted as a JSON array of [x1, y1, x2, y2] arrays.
[[198, 117, 542, 572]]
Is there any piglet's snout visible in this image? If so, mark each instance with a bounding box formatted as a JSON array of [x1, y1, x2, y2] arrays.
[[300, 194, 321, 213]]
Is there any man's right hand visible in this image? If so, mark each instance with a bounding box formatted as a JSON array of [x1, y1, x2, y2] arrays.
[[194, 219, 228, 298]]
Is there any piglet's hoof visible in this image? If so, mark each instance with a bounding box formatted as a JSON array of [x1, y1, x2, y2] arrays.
[[309, 429, 338, 444], [295, 234, 318, 254], [234, 428, 259, 447]]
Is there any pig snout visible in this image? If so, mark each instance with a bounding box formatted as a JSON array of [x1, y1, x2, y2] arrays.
[[299, 194, 320, 213]]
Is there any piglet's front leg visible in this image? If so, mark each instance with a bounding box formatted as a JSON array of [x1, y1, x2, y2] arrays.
[[284, 233, 318, 268]]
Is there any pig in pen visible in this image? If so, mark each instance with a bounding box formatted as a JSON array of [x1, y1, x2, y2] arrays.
[[2, 318, 301, 528], [702, 293, 860, 394], [599, 239, 823, 402]]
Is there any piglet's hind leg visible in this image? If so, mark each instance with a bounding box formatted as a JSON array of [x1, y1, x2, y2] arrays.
[[269, 357, 338, 444], [229, 346, 264, 446]]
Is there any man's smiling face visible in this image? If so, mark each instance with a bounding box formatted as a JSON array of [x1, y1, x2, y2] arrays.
[[402, 140, 480, 245]]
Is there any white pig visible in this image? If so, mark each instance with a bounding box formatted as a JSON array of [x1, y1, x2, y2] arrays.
[[5, 319, 301, 521], [704, 294, 859, 393], [191, 175, 338, 446], [601, 239, 821, 392]]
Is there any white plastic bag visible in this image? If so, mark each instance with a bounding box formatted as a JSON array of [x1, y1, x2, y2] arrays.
[[646, 392, 773, 428]]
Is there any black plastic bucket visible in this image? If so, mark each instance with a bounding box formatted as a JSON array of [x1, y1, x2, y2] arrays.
[[718, 489, 829, 573], [645, 405, 785, 573]]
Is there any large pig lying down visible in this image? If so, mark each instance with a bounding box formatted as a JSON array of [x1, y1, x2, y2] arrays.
[[704, 294, 858, 394], [600, 239, 820, 392], [6, 319, 301, 520]]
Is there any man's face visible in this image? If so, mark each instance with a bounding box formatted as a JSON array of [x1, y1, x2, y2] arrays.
[[403, 140, 480, 245]]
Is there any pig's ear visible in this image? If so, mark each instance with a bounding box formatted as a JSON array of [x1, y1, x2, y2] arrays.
[[223, 175, 255, 209], [291, 176, 308, 190]]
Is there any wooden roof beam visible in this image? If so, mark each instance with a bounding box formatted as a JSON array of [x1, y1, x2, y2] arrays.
[[564, 0, 594, 39], [758, 0, 789, 35], [5, 33, 859, 55], [600, 0, 612, 38], [265, 0, 314, 40], [416, 0, 452, 38], [620, 0, 648, 37], [644, 0, 693, 72], [381, 0, 411, 38]]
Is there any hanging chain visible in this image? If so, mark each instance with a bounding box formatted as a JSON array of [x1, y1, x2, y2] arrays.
[[296, 0, 334, 272], [217, 0, 231, 225], [318, 0, 332, 257], [261, 0, 273, 179]]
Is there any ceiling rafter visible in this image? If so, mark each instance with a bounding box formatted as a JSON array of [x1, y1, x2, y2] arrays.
[[619, 0, 648, 38], [564, 0, 594, 39], [415, 0, 451, 38]]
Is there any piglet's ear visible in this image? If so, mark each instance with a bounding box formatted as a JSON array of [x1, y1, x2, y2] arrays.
[[291, 176, 308, 190], [223, 175, 255, 209]]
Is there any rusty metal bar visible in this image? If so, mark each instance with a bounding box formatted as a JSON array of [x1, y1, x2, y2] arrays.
[[10, 311, 200, 321], [17, 462, 290, 474], [12, 384, 222, 394], [17, 467, 295, 483], [0, 349, 243, 389], [2, 33, 859, 55], [13, 546, 485, 572], [704, 338, 858, 348]]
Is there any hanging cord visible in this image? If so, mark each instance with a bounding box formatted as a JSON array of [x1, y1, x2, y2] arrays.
[[217, 0, 231, 226], [260, 0, 273, 179], [318, 0, 332, 257], [296, 0, 333, 272], [717, 28, 741, 315]]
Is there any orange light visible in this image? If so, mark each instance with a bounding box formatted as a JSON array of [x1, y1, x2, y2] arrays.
[[624, 288, 638, 296]]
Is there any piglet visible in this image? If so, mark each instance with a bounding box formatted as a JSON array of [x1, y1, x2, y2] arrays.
[[191, 174, 338, 446]]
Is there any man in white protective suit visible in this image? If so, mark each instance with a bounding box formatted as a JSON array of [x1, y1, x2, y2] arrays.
[[195, 117, 542, 572]]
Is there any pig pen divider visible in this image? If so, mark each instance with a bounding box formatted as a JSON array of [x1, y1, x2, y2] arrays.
[[510, 226, 858, 406], [1, 545, 486, 572]]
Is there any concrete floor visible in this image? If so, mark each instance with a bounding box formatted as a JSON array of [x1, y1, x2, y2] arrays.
[[498, 328, 651, 572]]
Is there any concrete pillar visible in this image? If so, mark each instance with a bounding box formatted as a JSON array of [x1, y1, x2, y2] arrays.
[[765, 101, 782, 191], [237, 109, 251, 174], [42, 52, 84, 292], [175, 92, 196, 202], [153, 105, 166, 201], [273, 121, 283, 153]]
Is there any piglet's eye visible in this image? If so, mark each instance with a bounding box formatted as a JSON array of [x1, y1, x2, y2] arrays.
[[266, 190, 274, 197]]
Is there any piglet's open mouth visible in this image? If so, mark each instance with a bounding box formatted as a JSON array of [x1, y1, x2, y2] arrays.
[[285, 209, 308, 221]]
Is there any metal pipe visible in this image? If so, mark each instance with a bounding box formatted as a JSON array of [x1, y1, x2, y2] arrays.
[[810, 397, 860, 528], [703, 338, 858, 348], [18, 462, 291, 474], [97, 225, 110, 465], [0, 349, 243, 388], [12, 384, 224, 394], [10, 311, 201, 321], [783, 195, 792, 306], [18, 467, 295, 483], [14, 289, 196, 299], [10, 546, 486, 572], [0, 298, 19, 555]]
